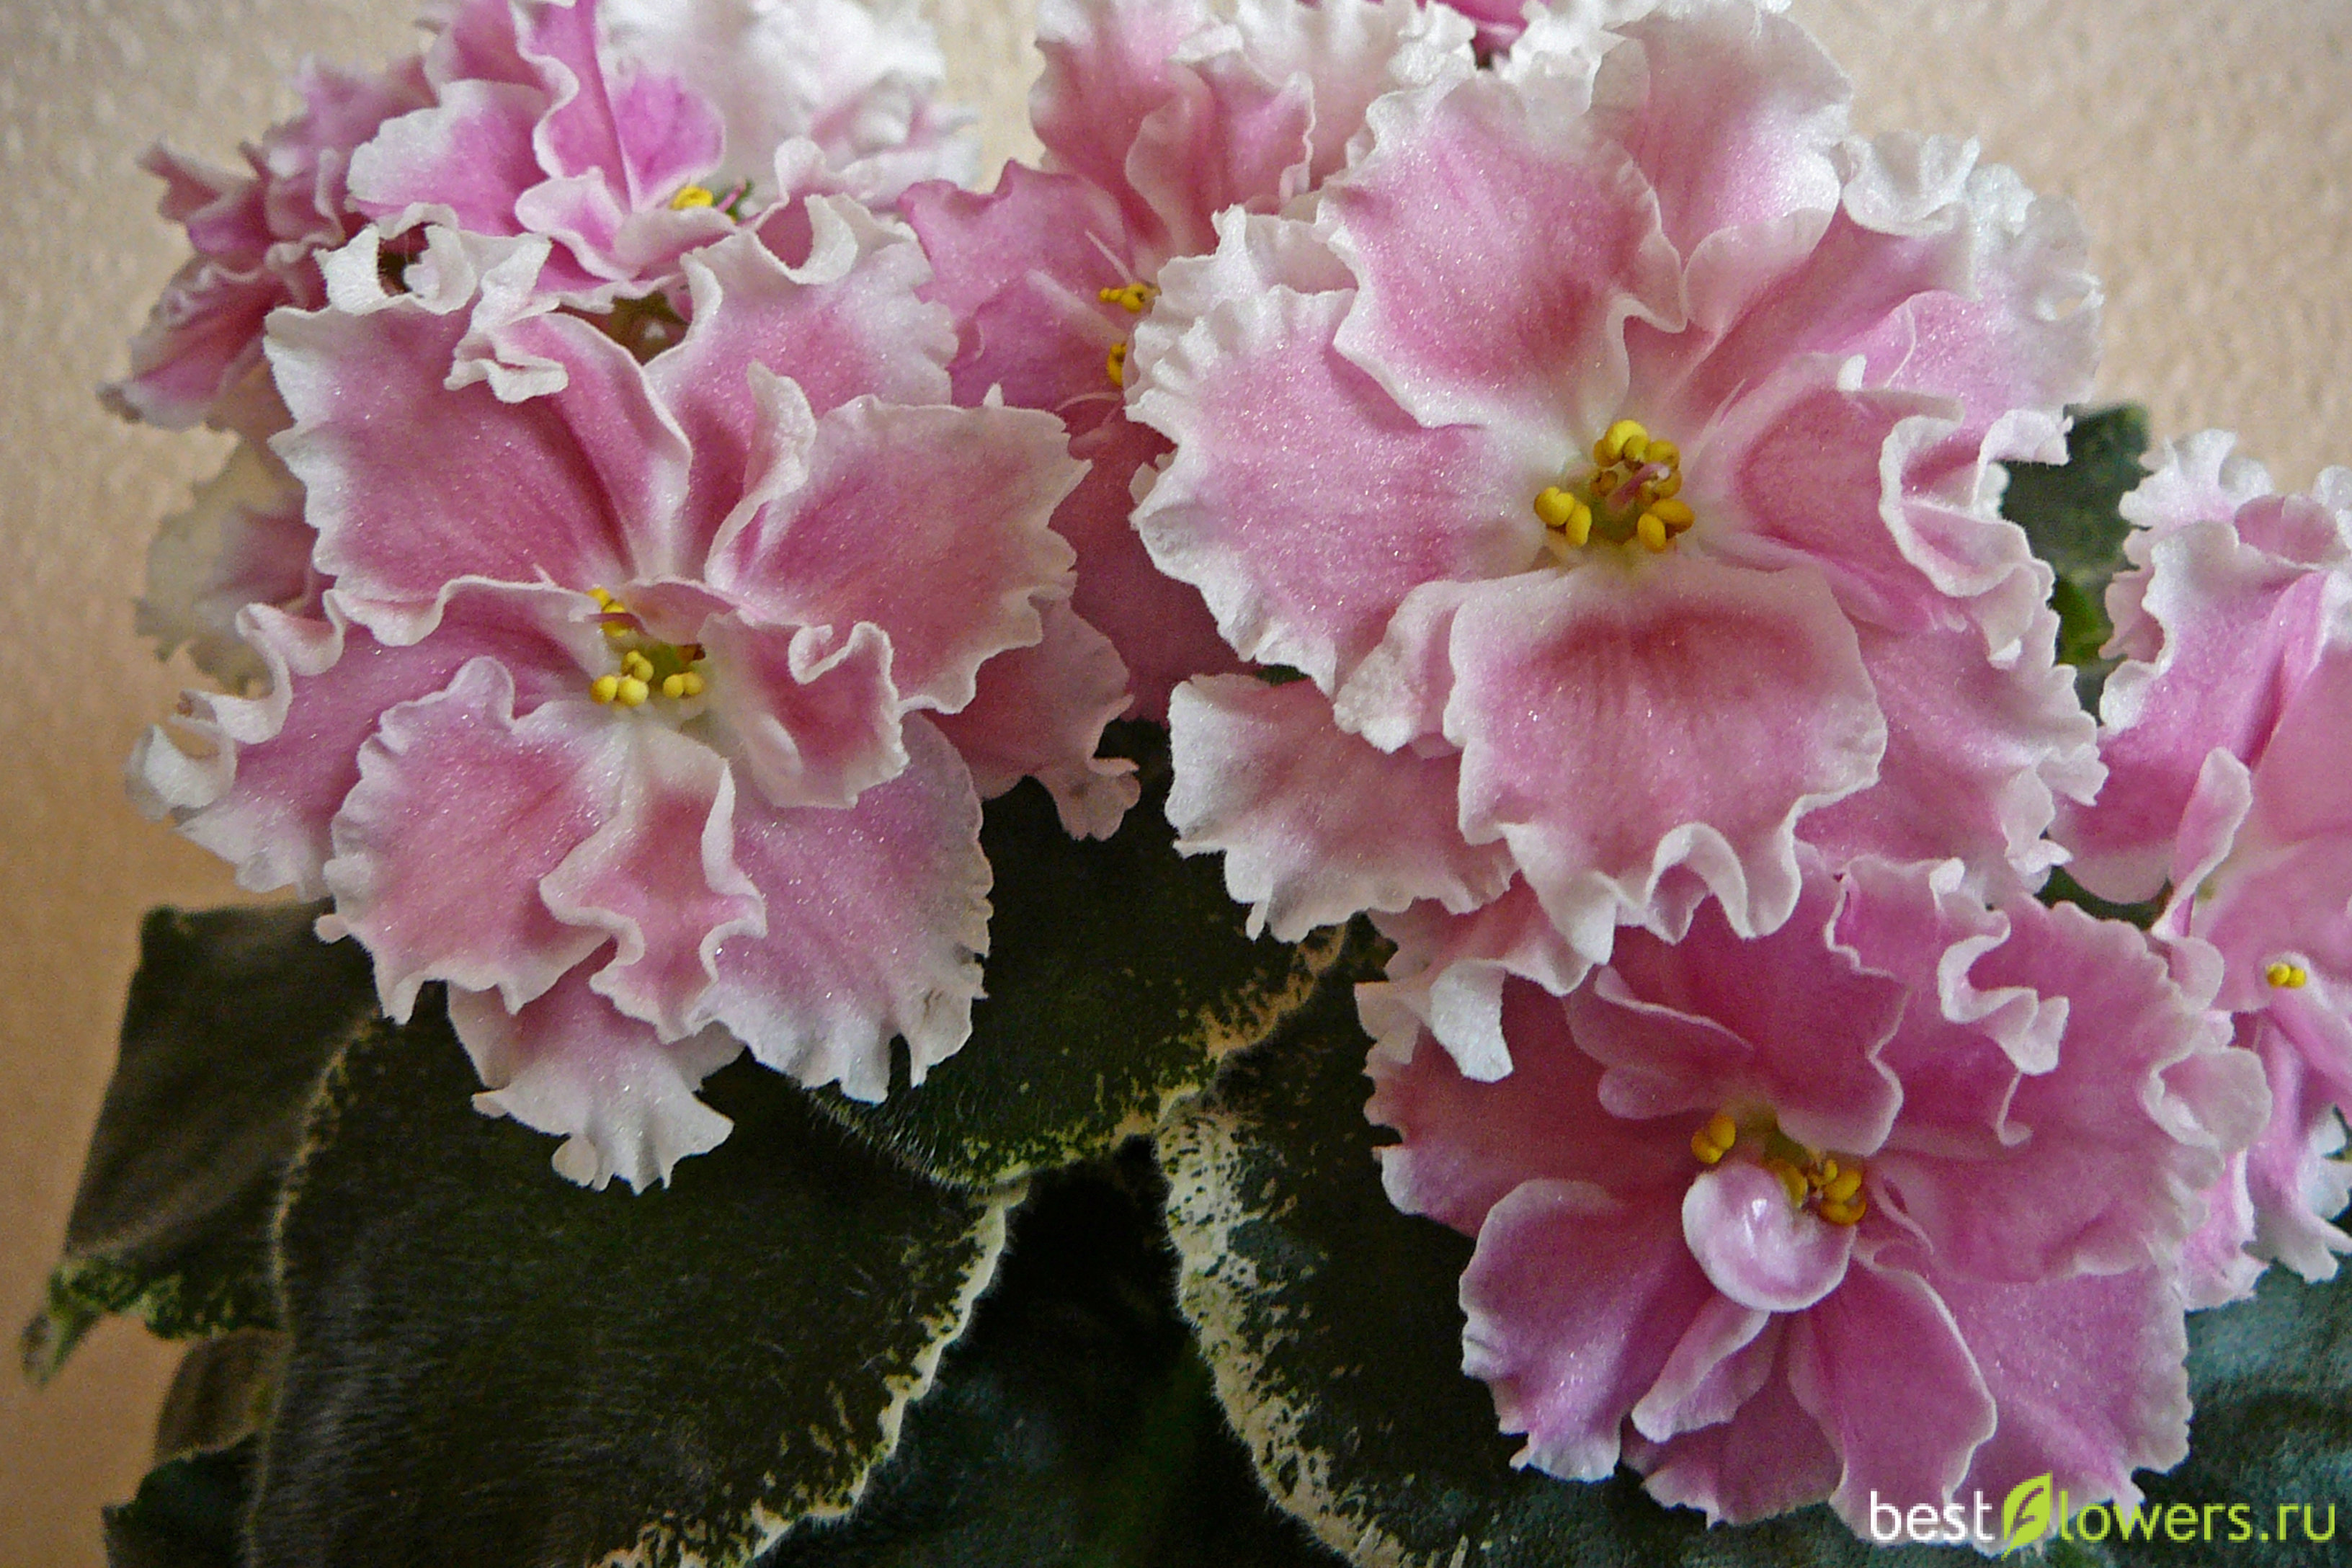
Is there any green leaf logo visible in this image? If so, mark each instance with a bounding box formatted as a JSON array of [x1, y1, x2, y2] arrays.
[[2002, 1472, 2055, 1555]]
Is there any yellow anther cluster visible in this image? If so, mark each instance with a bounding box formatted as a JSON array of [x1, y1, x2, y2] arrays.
[[1691, 1112, 1738, 1166], [586, 589, 708, 708], [1107, 342, 1130, 388], [1534, 417, 1696, 558], [1692, 1110, 1866, 1227], [1098, 282, 1159, 314], [669, 184, 717, 210], [2266, 961, 2311, 989]]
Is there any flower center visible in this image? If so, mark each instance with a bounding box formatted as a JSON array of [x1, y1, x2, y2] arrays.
[[586, 589, 707, 708], [1099, 282, 1159, 387], [1690, 1109, 1866, 1226], [2266, 961, 2310, 989], [1533, 418, 1695, 558]]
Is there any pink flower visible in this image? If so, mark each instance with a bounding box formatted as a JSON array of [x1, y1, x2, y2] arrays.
[[902, 0, 1479, 719], [349, 0, 971, 308], [2059, 431, 2352, 1283], [133, 211, 1135, 1189], [1366, 856, 2264, 1532], [1132, 0, 2101, 1075], [103, 55, 432, 435]]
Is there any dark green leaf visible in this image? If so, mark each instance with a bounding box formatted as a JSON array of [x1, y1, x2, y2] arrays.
[[251, 994, 1016, 1568], [762, 1153, 1330, 1567], [818, 725, 1336, 1188], [2000, 405, 2150, 709], [1154, 931, 1966, 1567], [24, 903, 375, 1381], [153, 1329, 287, 1466], [104, 1440, 257, 1568]]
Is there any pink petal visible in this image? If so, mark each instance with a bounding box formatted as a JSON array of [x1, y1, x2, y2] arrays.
[[705, 398, 1082, 714], [538, 725, 765, 1041], [347, 81, 544, 236], [1322, 72, 1683, 448], [1370, 879, 1592, 1082], [1055, 414, 1243, 723], [1130, 284, 1535, 692], [649, 221, 953, 560], [694, 615, 908, 811], [1166, 674, 1513, 942], [1460, 1177, 1715, 1481], [1936, 1264, 2189, 1516], [451, 966, 741, 1191], [901, 165, 1139, 425], [1572, 869, 1906, 1156], [1123, 44, 1313, 260], [136, 589, 597, 896], [321, 659, 620, 1020], [1594, 0, 1848, 259], [2243, 1008, 2352, 1280], [1785, 1258, 1996, 1528], [1445, 558, 1884, 959], [1634, 1348, 1843, 1525], [1682, 1162, 1855, 1313], [927, 597, 1139, 839], [1030, 0, 1211, 254], [695, 717, 989, 1101], [1366, 979, 1691, 1237], [270, 298, 692, 636], [1628, 1292, 1774, 1444]]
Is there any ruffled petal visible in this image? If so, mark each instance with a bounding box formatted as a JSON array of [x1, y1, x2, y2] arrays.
[[1445, 558, 1884, 960], [1784, 1258, 1995, 1528], [347, 79, 544, 236], [1322, 70, 1683, 449], [1131, 282, 1537, 691], [270, 278, 693, 636], [538, 723, 765, 1041], [1167, 674, 1512, 941], [695, 717, 988, 1100], [705, 398, 1082, 713], [1633, 1346, 1843, 1526], [451, 967, 741, 1192], [1683, 1162, 1855, 1313], [1030, 0, 1212, 254], [1460, 1177, 1716, 1481], [693, 615, 908, 811], [927, 597, 1139, 839], [1370, 879, 1592, 1082], [321, 659, 620, 1020]]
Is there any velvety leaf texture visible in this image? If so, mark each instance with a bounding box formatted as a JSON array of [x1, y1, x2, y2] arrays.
[[819, 726, 1335, 1188], [24, 903, 373, 1381], [762, 1154, 1332, 1567], [104, 1440, 259, 1568], [2001, 404, 2150, 709], [1155, 927, 1966, 1567], [251, 993, 1016, 1568]]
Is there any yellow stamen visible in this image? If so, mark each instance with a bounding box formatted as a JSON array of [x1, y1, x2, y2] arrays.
[[616, 676, 650, 707], [1650, 498, 1695, 529], [1649, 471, 1682, 499], [1690, 1111, 1738, 1166], [1534, 487, 1580, 529], [679, 669, 706, 698], [1636, 512, 1670, 553], [1597, 418, 1647, 466], [669, 184, 717, 210], [2267, 961, 2309, 989], [590, 587, 615, 608], [1818, 1195, 1866, 1226], [1764, 1157, 1809, 1208], [1097, 282, 1159, 314], [1107, 342, 1128, 388], [590, 674, 621, 705], [1822, 1167, 1863, 1205]]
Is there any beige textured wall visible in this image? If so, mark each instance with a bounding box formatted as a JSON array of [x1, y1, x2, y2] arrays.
[[1, 1, 2345, 1562]]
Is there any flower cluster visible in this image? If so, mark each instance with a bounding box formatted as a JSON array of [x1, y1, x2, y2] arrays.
[[113, 0, 2352, 1549], [128, 0, 1136, 1191]]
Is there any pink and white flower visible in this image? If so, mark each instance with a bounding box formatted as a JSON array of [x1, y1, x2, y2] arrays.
[[902, 0, 1479, 719], [1366, 855, 2264, 1531], [1132, 0, 2101, 1076], [2059, 432, 2352, 1283], [133, 210, 1135, 1190]]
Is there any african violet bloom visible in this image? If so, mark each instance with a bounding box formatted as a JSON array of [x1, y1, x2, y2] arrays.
[[133, 206, 1136, 1190], [2059, 433, 2352, 1285], [1366, 855, 2264, 1531], [904, 0, 1480, 718], [1136, 0, 2101, 1077]]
